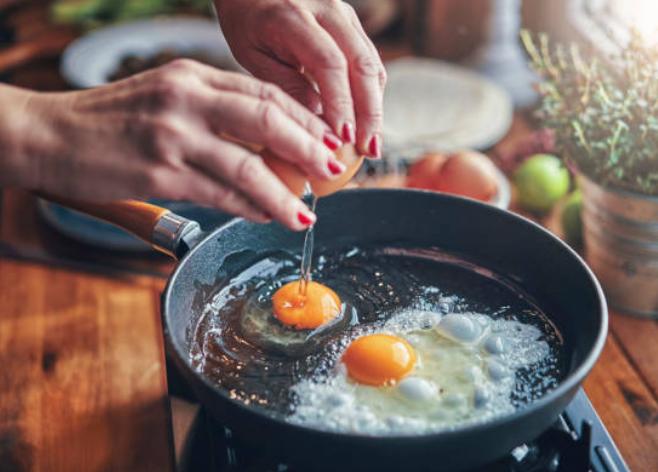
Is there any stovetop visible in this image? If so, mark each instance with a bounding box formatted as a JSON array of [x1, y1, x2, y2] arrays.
[[169, 388, 629, 472]]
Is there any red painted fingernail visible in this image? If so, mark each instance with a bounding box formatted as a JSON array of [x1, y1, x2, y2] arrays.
[[368, 135, 381, 158], [328, 159, 346, 175], [298, 211, 316, 226], [323, 132, 342, 151], [342, 122, 355, 143]]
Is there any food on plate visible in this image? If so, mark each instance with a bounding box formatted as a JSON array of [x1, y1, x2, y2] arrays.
[[262, 143, 364, 198], [405, 150, 498, 202], [514, 154, 570, 212], [191, 247, 564, 436], [342, 334, 417, 386], [107, 49, 237, 81], [272, 280, 341, 330], [406, 152, 448, 189]]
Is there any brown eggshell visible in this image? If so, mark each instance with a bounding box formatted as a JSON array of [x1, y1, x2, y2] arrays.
[[261, 149, 307, 197], [435, 150, 498, 202], [261, 144, 364, 198], [309, 144, 364, 197], [406, 153, 448, 190]]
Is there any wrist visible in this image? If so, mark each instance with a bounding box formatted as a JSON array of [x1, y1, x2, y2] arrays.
[[0, 86, 62, 191]]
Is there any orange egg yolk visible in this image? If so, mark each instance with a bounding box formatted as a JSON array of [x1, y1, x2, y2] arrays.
[[342, 334, 417, 386], [272, 280, 341, 330]]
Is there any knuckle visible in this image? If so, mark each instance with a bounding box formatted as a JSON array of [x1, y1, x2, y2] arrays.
[[256, 101, 282, 135], [163, 58, 198, 74], [154, 115, 184, 144], [352, 54, 380, 78], [150, 75, 188, 109], [303, 141, 328, 169], [259, 83, 284, 104], [316, 49, 347, 72], [378, 67, 388, 88], [236, 154, 265, 186], [342, 2, 358, 19], [363, 106, 384, 122]]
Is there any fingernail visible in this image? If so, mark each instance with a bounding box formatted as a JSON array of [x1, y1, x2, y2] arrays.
[[323, 132, 342, 151], [298, 210, 316, 226], [328, 158, 346, 175], [341, 122, 355, 144], [368, 135, 381, 158]]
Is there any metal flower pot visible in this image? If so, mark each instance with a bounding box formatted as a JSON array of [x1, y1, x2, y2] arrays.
[[581, 176, 658, 317]]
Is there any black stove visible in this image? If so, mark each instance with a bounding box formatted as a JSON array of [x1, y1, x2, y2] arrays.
[[170, 389, 628, 472]]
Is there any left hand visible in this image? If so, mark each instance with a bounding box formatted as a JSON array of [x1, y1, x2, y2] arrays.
[[214, 0, 386, 158]]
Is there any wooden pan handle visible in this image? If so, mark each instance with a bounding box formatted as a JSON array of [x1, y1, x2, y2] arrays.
[[37, 194, 172, 242]]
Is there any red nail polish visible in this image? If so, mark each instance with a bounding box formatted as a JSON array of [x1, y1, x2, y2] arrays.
[[368, 135, 381, 158], [323, 133, 342, 151], [298, 211, 315, 226], [328, 159, 344, 175], [342, 123, 355, 143]]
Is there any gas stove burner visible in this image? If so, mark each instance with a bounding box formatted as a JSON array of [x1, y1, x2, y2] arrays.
[[173, 389, 629, 472]]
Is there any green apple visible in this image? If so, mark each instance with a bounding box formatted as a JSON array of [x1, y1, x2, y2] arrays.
[[514, 154, 570, 212]]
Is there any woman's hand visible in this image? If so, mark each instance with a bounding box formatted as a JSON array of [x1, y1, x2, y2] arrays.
[[4, 60, 347, 230], [214, 0, 386, 158]]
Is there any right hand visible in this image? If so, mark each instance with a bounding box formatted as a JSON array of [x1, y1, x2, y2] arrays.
[[11, 59, 348, 230]]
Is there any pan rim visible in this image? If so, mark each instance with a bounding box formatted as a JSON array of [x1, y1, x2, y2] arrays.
[[162, 188, 608, 443]]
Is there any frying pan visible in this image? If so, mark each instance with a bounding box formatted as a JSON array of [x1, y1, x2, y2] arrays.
[[47, 189, 607, 472]]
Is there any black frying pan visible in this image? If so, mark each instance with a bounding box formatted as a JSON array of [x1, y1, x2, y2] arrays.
[[50, 189, 607, 472]]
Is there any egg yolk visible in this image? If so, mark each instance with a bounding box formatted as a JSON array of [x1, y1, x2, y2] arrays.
[[272, 280, 341, 330], [342, 334, 417, 386]]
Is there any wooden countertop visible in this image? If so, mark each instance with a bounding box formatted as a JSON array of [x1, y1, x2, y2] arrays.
[[1, 13, 658, 472]]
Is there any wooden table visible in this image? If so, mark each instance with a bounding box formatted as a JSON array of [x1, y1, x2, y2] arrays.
[[2, 13, 658, 472]]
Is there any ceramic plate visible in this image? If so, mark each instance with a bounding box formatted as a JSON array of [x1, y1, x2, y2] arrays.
[[383, 58, 513, 160], [60, 17, 239, 88]]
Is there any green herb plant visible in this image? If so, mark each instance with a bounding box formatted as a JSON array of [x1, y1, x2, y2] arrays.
[[51, 0, 212, 30], [521, 30, 658, 195]]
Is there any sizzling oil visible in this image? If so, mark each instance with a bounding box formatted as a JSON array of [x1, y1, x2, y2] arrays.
[[189, 247, 565, 420]]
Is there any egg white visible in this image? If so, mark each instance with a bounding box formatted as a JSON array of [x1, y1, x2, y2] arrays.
[[288, 310, 551, 435]]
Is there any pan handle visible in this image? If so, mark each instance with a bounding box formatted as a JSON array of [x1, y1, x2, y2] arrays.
[[37, 194, 202, 259]]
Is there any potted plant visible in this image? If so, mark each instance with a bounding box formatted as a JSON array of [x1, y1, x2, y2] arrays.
[[521, 31, 658, 317]]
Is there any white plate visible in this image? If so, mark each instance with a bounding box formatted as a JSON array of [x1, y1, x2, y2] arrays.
[[61, 17, 239, 88], [383, 58, 513, 160]]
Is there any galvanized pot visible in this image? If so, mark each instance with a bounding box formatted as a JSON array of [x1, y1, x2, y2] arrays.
[[581, 176, 658, 317]]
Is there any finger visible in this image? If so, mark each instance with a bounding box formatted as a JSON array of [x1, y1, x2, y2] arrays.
[[194, 64, 328, 138], [199, 89, 346, 181], [249, 53, 323, 115], [343, 4, 387, 91], [319, 4, 385, 158], [188, 137, 317, 231], [273, 10, 355, 143], [149, 166, 272, 223]]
